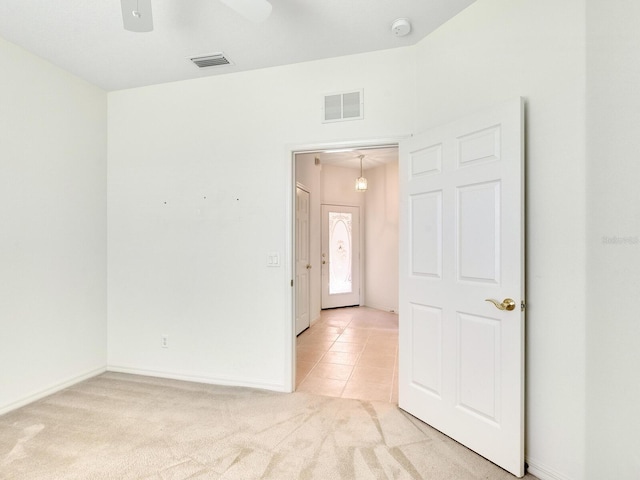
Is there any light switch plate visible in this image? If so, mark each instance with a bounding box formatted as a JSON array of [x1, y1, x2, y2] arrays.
[[267, 252, 280, 267]]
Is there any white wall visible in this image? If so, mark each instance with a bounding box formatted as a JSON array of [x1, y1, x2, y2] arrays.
[[364, 161, 399, 312], [0, 38, 107, 414], [412, 1, 587, 479], [586, 1, 640, 478], [107, 48, 416, 389], [320, 164, 366, 210]]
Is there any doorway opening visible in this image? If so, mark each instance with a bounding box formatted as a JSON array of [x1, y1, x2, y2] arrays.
[[292, 144, 399, 401]]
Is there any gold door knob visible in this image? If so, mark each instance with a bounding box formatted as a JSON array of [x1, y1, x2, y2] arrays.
[[306, 264, 312, 269], [485, 298, 516, 311]]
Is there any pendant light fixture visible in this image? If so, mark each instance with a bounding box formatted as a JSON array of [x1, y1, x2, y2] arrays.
[[355, 154, 368, 192]]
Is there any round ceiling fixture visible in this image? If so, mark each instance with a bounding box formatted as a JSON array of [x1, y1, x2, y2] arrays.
[[391, 18, 412, 37]]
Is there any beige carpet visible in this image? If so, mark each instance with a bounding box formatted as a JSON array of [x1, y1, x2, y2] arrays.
[[0, 373, 536, 479]]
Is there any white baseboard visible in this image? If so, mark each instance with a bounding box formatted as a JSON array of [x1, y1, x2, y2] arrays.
[[526, 456, 574, 480], [0, 366, 107, 416], [107, 365, 288, 393], [363, 302, 398, 314]]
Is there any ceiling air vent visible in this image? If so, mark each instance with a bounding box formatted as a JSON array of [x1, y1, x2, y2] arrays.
[[322, 89, 364, 123], [190, 53, 232, 69]]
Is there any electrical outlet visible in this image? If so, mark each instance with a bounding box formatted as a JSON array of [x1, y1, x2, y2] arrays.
[[161, 335, 169, 348]]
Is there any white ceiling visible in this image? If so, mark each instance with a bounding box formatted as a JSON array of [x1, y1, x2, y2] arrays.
[[0, 0, 476, 91]]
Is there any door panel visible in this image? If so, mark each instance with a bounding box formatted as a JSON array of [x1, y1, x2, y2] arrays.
[[457, 312, 500, 423], [410, 304, 442, 397], [410, 192, 442, 278], [321, 204, 360, 309], [399, 98, 525, 477], [457, 181, 500, 283]]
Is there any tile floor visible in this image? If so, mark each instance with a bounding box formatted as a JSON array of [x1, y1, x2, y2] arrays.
[[295, 306, 398, 403]]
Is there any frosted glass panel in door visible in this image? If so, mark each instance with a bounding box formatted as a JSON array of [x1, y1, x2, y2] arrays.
[[321, 205, 360, 309], [328, 212, 353, 294]]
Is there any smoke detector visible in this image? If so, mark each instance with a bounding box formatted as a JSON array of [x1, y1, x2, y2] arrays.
[[391, 18, 411, 37]]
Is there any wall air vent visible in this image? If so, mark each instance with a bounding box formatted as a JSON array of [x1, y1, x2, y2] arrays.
[[190, 53, 233, 69], [322, 89, 364, 123]]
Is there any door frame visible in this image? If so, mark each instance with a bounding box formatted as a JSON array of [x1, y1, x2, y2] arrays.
[[286, 137, 405, 392]]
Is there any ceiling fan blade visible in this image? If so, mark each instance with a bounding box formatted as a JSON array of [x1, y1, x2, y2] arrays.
[[121, 0, 154, 32], [218, 0, 272, 23]]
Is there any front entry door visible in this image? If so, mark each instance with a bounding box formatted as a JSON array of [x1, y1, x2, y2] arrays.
[[398, 98, 525, 477], [321, 204, 360, 309]]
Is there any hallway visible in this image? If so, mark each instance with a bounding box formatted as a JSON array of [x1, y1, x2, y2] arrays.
[[295, 306, 398, 403]]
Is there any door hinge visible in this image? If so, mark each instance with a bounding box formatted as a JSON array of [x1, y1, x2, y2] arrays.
[[521, 300, 526, 312], [291, 279, 294, 287]]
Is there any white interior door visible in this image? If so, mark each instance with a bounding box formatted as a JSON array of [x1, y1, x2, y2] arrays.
[[295, 186, 311, 335], [398, 98, 525, 477], [321, 204, 360, 309]]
